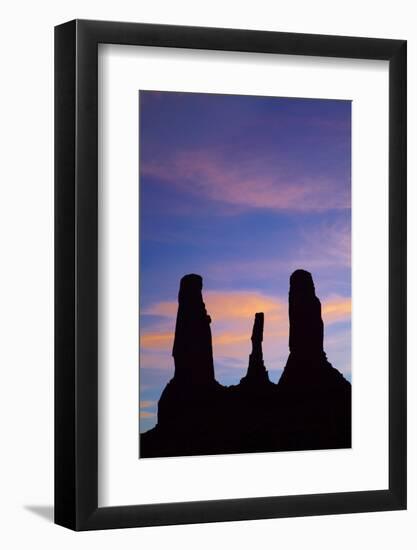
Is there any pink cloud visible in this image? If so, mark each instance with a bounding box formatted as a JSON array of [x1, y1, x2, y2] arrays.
[[322, 297, 351, 324], [141, 150, 349, 213], [140, 331, 172, 350]]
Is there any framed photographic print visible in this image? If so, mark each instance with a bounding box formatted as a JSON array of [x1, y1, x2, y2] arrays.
[[55, 19, 406, 530]]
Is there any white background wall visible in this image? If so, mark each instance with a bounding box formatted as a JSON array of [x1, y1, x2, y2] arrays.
[[0, 0, 415, 548]]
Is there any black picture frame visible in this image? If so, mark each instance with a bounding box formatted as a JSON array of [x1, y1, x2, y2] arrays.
[[55, 19, 407, 531]]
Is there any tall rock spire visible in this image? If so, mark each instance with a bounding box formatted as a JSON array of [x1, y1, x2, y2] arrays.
[[240, 312, 271, 385], [288, 269, 324, 359], [278, 269, 331, 388], [172, 274, 215, 385]]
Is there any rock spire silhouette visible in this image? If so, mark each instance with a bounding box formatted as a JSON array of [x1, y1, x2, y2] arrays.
[[240, 313, 271, 385], [288, 269, 324, 357], [172, 274, 215, 385]]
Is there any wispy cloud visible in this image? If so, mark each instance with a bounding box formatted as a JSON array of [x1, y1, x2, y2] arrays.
[[141, 331, 172, 350], [204, 220, 350, 288], [139, 400, 157, 419], [140, 400, 156, 409], [322, 297, 351, 324], [298, 220, 351, 268], [139, 351, 173, 371], [142, 150, 349, 213], [140, 411, 156, 418]]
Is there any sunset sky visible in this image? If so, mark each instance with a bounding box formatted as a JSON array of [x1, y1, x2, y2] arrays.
[[139, 91, 351, 433]]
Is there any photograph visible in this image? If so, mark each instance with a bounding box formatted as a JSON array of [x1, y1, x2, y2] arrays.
[[139, 91, 352, 458]]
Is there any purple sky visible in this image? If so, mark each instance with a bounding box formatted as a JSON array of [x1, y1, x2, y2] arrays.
[[139, 91, 351, 433]]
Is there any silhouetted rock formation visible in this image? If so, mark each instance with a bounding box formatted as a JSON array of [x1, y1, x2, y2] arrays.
[[172, 274, 215, 385], [289, 270, 324, 357], [276, 269, 351, 450], [240, 313, 271, 386], [141, 270, 351, 458], [155, 275, 223, 440]]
